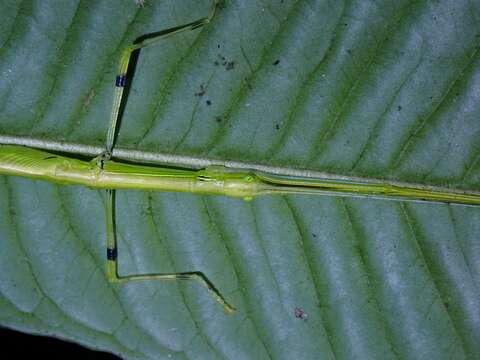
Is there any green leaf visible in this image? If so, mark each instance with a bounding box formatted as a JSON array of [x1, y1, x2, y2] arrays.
[[1, 0, 479, 359]]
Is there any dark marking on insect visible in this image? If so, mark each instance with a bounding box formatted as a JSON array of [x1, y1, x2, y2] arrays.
[[273, 59, 280, 66], [107, 247, 117, 261], [115, 74, 127, 87], [197, 174, 213, 182], [294, 307, 308, 321], [225, 61, 235, 71]]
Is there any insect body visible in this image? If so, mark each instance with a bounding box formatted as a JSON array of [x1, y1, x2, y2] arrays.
[[1, 144, 479, 206], [0, 145, 263, 199]]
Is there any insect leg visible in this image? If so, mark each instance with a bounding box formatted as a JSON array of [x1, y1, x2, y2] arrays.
[[105, 0, 221, 156], [104, 189, 235, 313]]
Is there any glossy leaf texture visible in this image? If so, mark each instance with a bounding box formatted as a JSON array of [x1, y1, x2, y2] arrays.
[[0, 0, 479, 359]]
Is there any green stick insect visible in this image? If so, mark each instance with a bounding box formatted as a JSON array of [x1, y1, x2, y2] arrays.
[[1, 0, 480, 313]]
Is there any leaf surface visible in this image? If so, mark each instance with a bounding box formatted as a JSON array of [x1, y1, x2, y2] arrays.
[[0, 0, 479, 359]]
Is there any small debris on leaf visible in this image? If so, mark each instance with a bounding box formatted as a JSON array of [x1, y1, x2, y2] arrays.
[[215, 54, 235, 71], [294, 307, 308, 321], [195, 84, 206, 97]]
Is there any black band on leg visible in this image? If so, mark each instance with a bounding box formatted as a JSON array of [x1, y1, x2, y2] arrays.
[[115, 74, 126, 87], [107, 247, 117, 261]]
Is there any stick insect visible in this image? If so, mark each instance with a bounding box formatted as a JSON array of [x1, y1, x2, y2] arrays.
[[1, 0, 480, 313]]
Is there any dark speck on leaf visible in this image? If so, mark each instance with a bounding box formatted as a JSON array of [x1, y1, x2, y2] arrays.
[[294, 307, 308, 321], [398, 105, 402, 111], [216, 54, 235, 70], [273, 59, 280, 65], [275, 124, 280, 130], [195, 84, 205, 97], [215, 116, 222, 123], [206, 100, 212, 106], [312, 233, 317, 238]]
